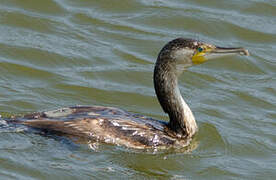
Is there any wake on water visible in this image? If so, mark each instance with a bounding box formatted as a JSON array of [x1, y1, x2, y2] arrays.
[[0, 117, 27, 133]]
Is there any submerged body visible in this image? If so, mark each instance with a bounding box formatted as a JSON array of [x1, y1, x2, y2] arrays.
[[13, 38, 249, 149], [21, 106, 192, 149]]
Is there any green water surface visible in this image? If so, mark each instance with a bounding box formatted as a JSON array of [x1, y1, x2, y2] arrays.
[[0, 0, 275, 179]]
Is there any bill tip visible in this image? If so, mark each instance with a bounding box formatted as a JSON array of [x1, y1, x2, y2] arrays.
[[241, 49, 249, 56]]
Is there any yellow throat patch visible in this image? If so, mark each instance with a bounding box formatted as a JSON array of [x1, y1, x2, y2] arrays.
[[192, 46, 213, 64], [192, 52, 206, 64]]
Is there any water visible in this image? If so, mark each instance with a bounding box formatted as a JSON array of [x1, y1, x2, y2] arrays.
[[0, 0, 275, 179]]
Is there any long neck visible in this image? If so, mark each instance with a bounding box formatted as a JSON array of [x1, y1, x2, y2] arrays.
[[154, 61, 198, 138]]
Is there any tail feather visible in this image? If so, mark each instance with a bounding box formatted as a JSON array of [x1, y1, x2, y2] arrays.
[[21, 120, 90, 138], [23, 120, 63, 128], [22, 120, 69, 133]]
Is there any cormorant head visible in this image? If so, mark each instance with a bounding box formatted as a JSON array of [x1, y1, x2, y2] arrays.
[[157, 38, 249, 75]]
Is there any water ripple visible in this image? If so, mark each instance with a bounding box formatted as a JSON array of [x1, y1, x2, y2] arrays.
[[0, 0, 275, 179]]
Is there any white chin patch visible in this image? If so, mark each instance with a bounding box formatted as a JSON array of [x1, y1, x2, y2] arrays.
[[173, 49, 193, 63], [173, 49, 194, 74], [176, 64, 187, 75]]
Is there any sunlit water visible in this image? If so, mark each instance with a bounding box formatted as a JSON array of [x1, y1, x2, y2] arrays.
[[0, 0, 275, 179]]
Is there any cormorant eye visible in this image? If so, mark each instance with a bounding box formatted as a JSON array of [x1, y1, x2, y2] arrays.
[[198, 47, 203, 52]]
